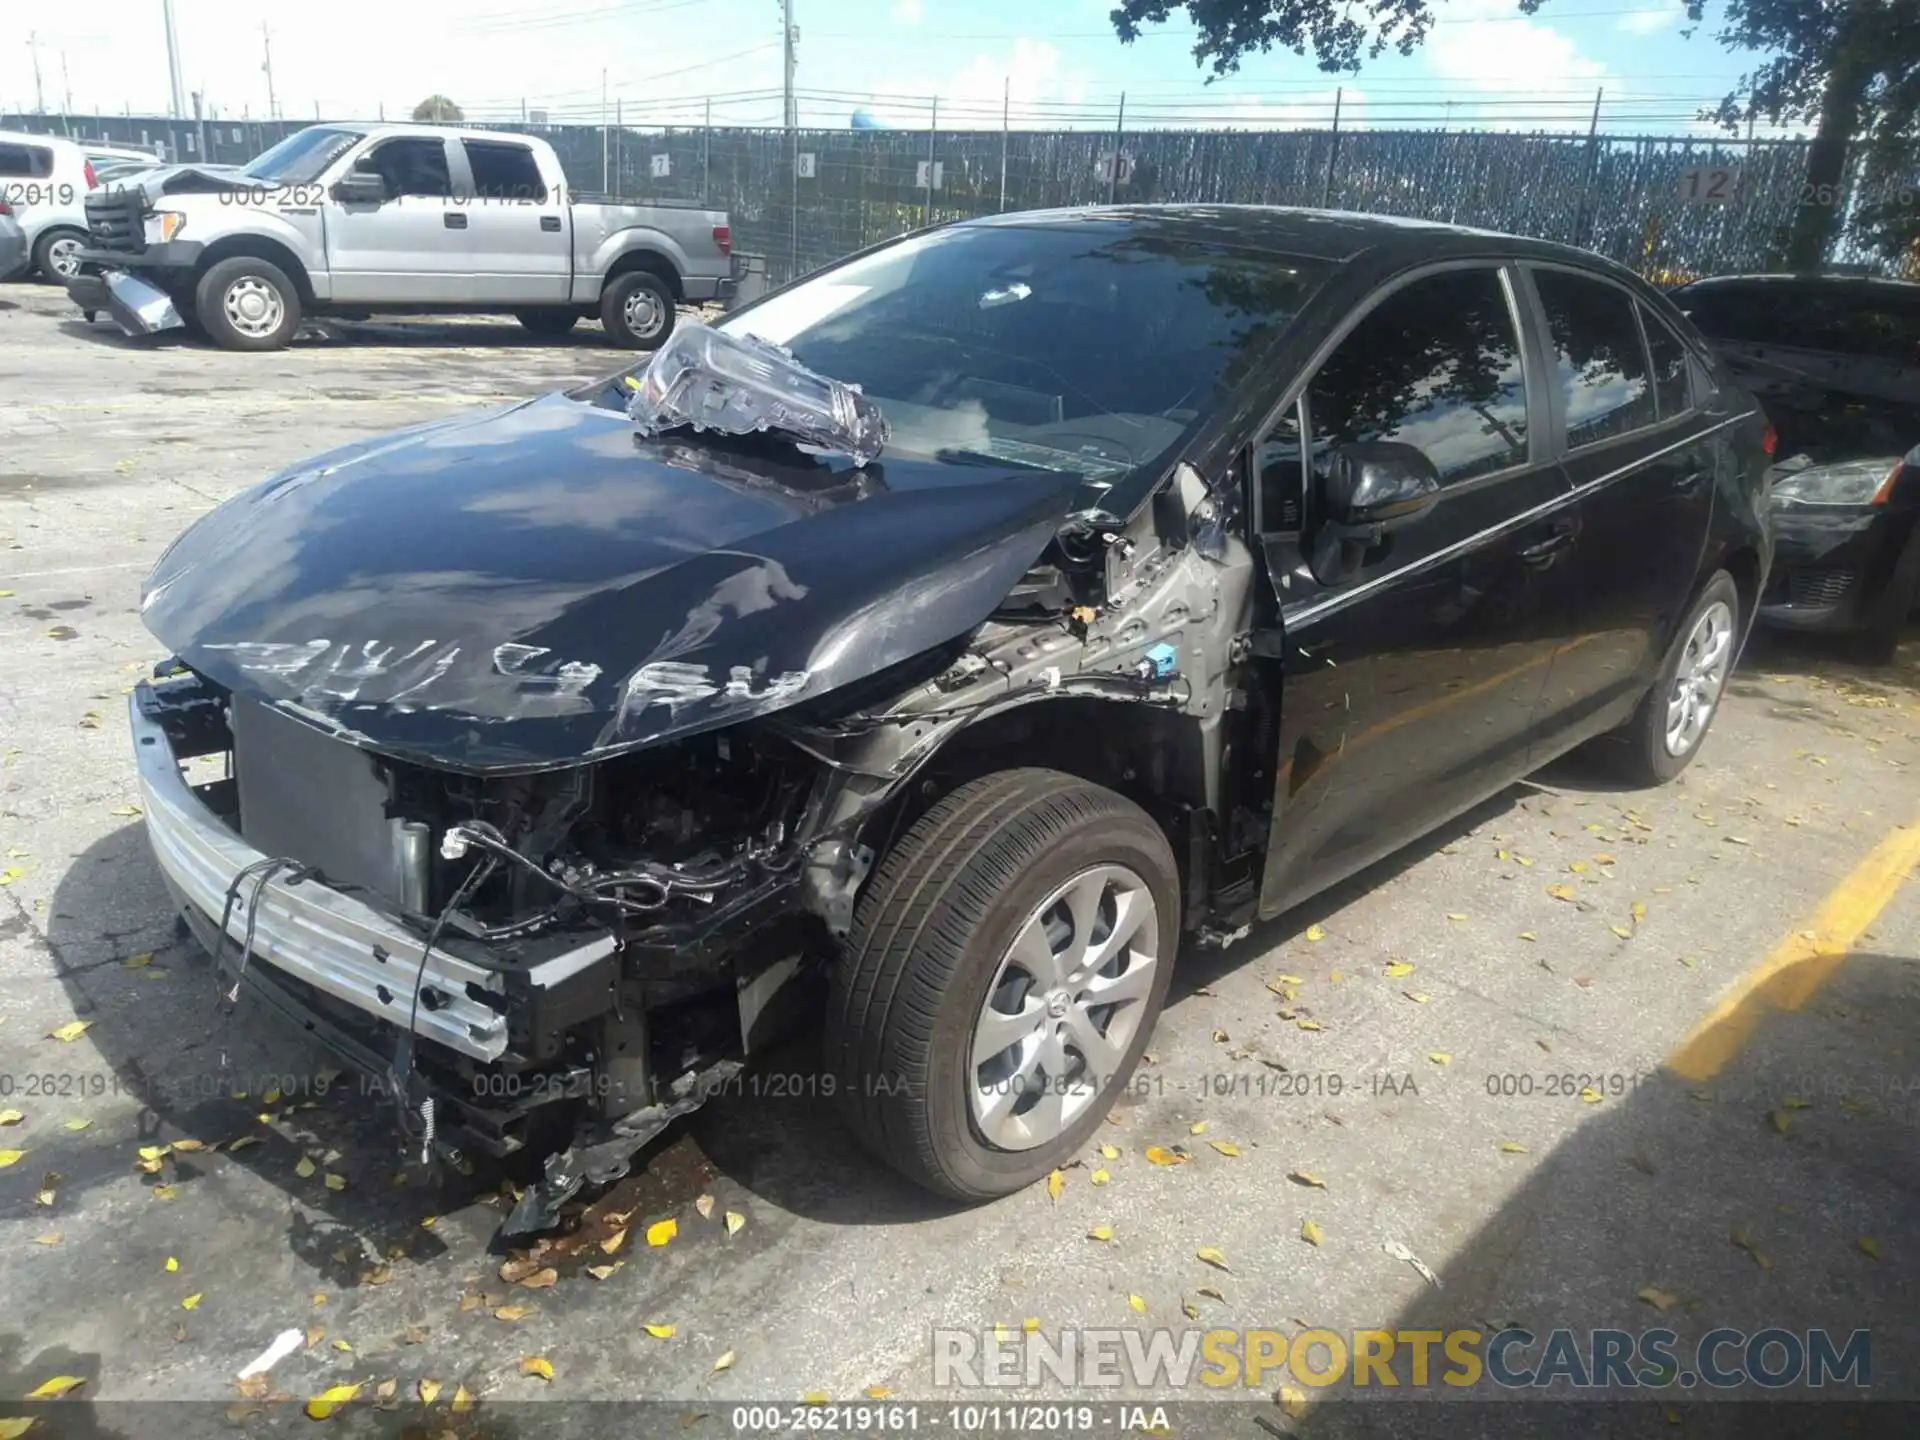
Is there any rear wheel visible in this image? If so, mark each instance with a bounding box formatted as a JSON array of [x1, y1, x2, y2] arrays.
[[827, 769, 1179, 1200], [194, 256, 301, 351], [514, 308, 579, 338], [1849, 528, 1920, 666], [33, 227, 86, 283], [600, 270, 675, 350], [1603, 570, 1741, 786]]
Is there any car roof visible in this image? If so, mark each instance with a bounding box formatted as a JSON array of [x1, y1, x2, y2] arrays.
[[959, 203, 1639, 276], [0, 129, 84, 153], [1673, 272, 1920, 296]]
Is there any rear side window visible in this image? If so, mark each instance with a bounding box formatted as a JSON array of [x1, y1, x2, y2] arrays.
[[1306, 266, 1530, 487], [1640, 307, 1693, 419], [1822, 293, 1920, 364], [0, 143, 52, 178], [1532, 268, 1657, 447], [463, 141, 546, 202]]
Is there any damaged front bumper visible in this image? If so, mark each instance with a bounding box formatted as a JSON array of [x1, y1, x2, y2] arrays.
[[69, 267, 186, 337]]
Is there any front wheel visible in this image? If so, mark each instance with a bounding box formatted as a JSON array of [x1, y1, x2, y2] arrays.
[[599, 270, 676, 350], [827, 769, 1179, 1200], [1604, 570, 1741, 785], [33, 227, 87, 283], [194, 256, 302, 351]]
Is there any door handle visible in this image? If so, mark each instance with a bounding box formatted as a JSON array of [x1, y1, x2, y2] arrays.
[[1673, 468, 1709, 493], [1519, 523, 1576, 568], [444, 212, 468, 229], [540, 215, 561, 232]]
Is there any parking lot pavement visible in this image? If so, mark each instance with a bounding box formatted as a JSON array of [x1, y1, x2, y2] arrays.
[[3, 278, 1918, 1432]]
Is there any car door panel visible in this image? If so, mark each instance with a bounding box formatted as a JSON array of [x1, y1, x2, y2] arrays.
[[324, 137, 466, 304], [1250, 263, 1570, 917], [456, 138, 570, 304]]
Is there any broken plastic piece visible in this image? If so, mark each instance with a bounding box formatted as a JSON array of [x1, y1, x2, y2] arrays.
[[627, 324, 890, 466]]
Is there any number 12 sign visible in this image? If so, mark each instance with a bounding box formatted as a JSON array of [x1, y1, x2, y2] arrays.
[[1678, 165, 1740, 204]]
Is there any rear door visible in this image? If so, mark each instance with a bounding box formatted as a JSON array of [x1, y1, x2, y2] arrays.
[[1520, 265, 1717, 745], [1253, 262, 1572, 915], [457, 137, 570, 304], [323, 135, 466, 304]]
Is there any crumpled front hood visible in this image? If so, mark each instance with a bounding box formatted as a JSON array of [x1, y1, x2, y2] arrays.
[[141, 391, 1081, 772]]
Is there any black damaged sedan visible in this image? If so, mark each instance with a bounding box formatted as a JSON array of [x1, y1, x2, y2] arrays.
[[131, 207, 1771, 1221]]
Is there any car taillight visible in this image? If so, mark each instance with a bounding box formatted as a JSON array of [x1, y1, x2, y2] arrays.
[[1761, 423, 1777, 458], [712, 224, 732, 256], [1870, 460, 1903, 506], [83, 160, 98, 189], [0, 199, 11, 216]]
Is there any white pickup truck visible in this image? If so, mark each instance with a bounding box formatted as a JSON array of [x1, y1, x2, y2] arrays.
[[66, 122, 737, 351]]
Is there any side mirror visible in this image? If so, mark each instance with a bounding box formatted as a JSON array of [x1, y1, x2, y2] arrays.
[[1322, 441, 1442, 532], [331, 168, 388, 204]]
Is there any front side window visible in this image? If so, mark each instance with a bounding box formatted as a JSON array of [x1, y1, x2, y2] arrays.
[[598, 221, 1334, 506], [463, 140, 545, 202], [1533, 268, 1657, 448], [1640, 307, 1693, 419], [367, 138, 452, 198], [1306, 267, 1530, 486]]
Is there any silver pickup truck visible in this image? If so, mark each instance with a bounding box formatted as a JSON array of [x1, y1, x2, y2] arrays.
[[65, 123, 736, 351]]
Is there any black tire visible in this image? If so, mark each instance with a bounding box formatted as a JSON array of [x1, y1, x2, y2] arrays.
[[32, 227, 87, 284], [514, 308, 579, 338], [600, 270, 676, 350], [1848, 528, 1920, 666], [194, 255, 301, 351], [1603, 570, 1742, 786], [827, 769, 1179, 1201]]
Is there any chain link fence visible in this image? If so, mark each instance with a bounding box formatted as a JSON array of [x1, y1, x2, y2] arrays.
[[9, 110, 1909, 286]]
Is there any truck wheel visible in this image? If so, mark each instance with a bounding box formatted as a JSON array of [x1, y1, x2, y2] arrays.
[[600, 271, 676, 350], [515, 308, 579, 338], [32, 227, 87, 283], [1848, 525, 1919, 666], [1602, 570, 1741, 786], [195, 256, 301, 351], [827, 769, 1179, 1201]]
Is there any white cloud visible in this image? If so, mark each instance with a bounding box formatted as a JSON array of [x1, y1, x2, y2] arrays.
[[892, 0, 924, 24], [1618, 0, 1686, 36], [1421, 0, 1619, 130]]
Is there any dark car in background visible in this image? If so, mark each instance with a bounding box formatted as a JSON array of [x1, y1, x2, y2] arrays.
[[129, 207, 1770, 1217], [1669, 273, 1920, 662]]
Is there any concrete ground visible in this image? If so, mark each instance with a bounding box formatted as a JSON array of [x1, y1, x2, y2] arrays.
[[1, 278, 1918, 1438]]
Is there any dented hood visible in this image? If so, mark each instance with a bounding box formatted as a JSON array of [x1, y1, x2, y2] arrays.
[[141, 391, 1081, 773]]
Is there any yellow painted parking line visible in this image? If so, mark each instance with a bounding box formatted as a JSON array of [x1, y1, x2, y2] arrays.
[[1667, 817, 1920, 1082]]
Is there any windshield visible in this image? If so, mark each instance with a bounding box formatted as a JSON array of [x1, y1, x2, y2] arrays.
[[662, 222, 1326, 500], [243, 126, 363, 184]]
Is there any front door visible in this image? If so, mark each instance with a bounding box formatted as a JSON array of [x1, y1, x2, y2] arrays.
[[1520, 267, 1717, 743], [1253, 263, 1572, 916], [324, 136, 467, 304]]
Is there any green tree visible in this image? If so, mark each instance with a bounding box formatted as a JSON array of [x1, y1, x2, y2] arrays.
[[411, 95, 464, 122], [1110, 1, 1920, 270]]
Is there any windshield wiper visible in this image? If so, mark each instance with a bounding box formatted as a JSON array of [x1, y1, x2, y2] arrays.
[[628, 325, 890, 466]]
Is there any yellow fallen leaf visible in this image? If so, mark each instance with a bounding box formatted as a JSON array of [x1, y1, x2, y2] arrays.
[[1273, 974, 1305, 987], [34, 1232, 61, 1245], [1196, 1246, 1230, 1271], [165, 1257, 178, 1272], [0, 1149, 24, 1170], [1279, 1384, 1308, 1418], [1579, 1086, 1603, 1104], [521, 1357, 554, 1381], [452, 1384, 474, 1412], [1288, 1169, 1324, 1188], [47, 1021, 92, 1043], [1546, 884, 1577, 902], [1500, 1141, 1529, 1154], [1090, 1167, 1111, 1185], [695, 1193, 715, 1219], [517, 1268, 558, 1289], [866, 1385, 894, 1400], [1569, 861, 1588, 874], [1328, 970, 1344, 982], [181, 1293, 202, 1310], [294, 1156, 316, 1179], [647, 1218, 677, 1247], [600, 1228, 628, 1256], [1297, 1017, 1324, 1030], [1208, 1140, 1241, 1157], [1636, 1285, 1679, 1312], [713, 1351, 736, 1373], [1782, 1096, 1811, 1110], [122, 953, 152, 968], [1047, 1169, 1064, 1201], [1088, 1225, 1115, 1242], [418, 1379, 442, 1405], [1858, 1237, 1883, 1261], [1144, 1146, 1186, 1166], [170, 1139, 204, 1152], [305, 1385, 361, 1420], [804, 1392, 831, 1404], [1631, 901, 1648, 922], [151, 1184, 178, 1200], [1610, 925, 1634, 940], [62, 1118, 90, 1132], [27, 1376, 85, 1400], [323, 1173, 347, 1191], [0, 1422, 29, 1440], [332, 1339, 352, 1353], [1304, 924, 1326, 942], [1519, 931, 1539, 941], [1403, 991, 1431, 1004], [1384, 961, 1415, 978], [0, 1109, 22, 1126], [1300, 1219, 1323, 1246], [1769, 1109, 1792, 1135], [725, 1210, 745, 1236], [644, 1322, 675, 1339], [587, 1262, 623, 1280], [1496, 848, 1511, 861], [494, 1304, 533, 1321], [138, 1144, 170, 1163], [225, 1135, 261, 1151], [1445, 912, 1468, 922], [1428, 1052, 1452, 1065], [1127, 1294, 1147, 1314]]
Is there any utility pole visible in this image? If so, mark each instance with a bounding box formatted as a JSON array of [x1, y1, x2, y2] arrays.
[[601, 68, 609, 190], [162, 0, 186, 119], [781, 0, 797, 131], [998, 75, 1009, 212], [61, 51, 73, 114], [261, 23, 277, 121], [1108, 91, 1125, 204], [27, 32, 45, 113]]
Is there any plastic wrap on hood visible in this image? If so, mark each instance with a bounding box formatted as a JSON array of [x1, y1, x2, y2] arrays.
[[627, 324, 891, 466]]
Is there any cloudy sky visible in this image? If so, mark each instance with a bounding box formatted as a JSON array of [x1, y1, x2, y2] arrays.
[[3, 0, 1786, 136]]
